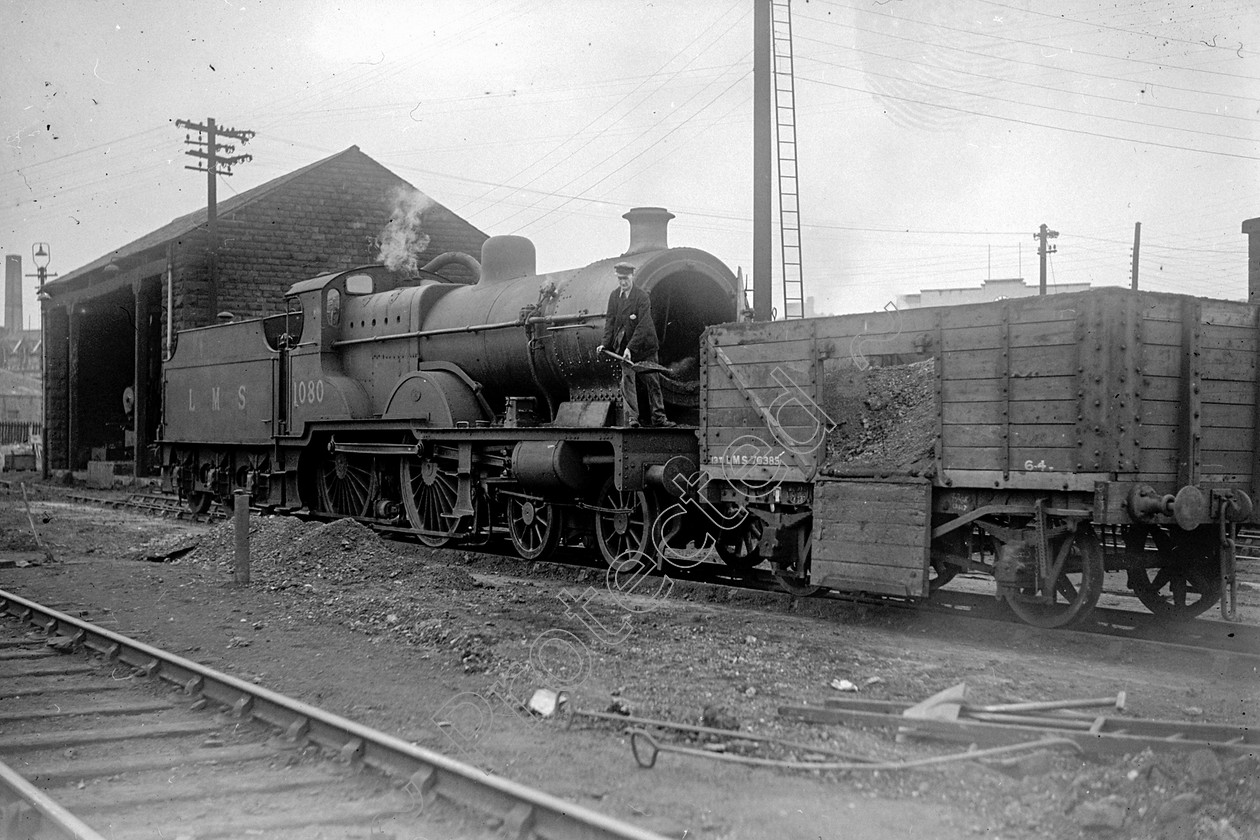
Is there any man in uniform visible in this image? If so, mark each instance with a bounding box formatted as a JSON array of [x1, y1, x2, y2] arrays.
[[596, 262, 675, 428]]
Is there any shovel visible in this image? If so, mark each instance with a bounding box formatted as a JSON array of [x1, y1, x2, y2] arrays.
[[600, 349, 675, 377]]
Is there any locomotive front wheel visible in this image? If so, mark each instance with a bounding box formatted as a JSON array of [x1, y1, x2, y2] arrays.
[[1127, 526, 1221, 621], [506, 497, 562, 561], [317, 452, 378, 518], [1003, 526, 1103, 629], [593, 477, 655, 567], [400, 456, 465, 548]]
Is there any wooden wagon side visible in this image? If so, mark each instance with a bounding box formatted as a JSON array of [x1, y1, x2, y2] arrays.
[[699, 288, 1253, 625]]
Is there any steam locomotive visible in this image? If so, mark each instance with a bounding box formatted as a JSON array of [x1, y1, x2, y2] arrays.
[[160, 207, 1251, 629], [160, 208, 736, 564]]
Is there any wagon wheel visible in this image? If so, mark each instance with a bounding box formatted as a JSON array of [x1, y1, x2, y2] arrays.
[[400, 455, 467, 547], [506, 496, 562, 561], [593, 477, 655, 567], [317, 451, 378, 518], [1127, 526, 1221, 621], [928, 554, 959, 592], [1003, 525, 1103, 629], [715, 508, 764, 570]]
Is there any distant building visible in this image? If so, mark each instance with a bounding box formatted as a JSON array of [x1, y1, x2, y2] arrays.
[[0, 369, 40, 424], [1, 329, 42, 379], [897, 277, 1090, 309]]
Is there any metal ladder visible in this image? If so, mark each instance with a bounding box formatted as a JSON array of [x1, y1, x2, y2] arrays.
[[772, 0, 805, 319]]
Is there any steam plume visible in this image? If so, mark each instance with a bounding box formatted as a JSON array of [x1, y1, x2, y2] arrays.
[[377, 187, 433, 272]]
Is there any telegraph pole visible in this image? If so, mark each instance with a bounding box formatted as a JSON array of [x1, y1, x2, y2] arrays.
[[175, 118, 254, 321], [1130, 222, 1142, 291], [752, 0, 772, 321], [1034, 223, 1059, 295]]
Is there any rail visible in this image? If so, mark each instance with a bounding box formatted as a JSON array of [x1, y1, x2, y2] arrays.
[[27, 488, 1260, 667], [0, 755, 107, 840], [0, 588, 668, 840]]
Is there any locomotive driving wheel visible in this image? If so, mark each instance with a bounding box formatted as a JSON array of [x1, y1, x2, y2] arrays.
[[593, 477, 655, 567], [1124, 525, 1221, 620], [1002, 524, 1104, 629], [317, 451, 378, 518], [400, 454, 467, 548], [506, 495, 562, 561]]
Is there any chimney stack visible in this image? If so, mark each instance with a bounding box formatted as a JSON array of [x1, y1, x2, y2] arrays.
[[4, 255, 20, 334], [1245, 218, 1260, 304], [623, 207, 674, 255]]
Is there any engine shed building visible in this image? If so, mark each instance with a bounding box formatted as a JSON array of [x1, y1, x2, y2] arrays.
[[41, 145, 488, 478]]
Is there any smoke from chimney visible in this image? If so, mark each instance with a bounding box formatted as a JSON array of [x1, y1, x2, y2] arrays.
[[377, 187, 434, 273]]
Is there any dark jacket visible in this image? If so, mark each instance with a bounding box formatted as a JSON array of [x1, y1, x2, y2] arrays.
[[602, 286, 659, 359]]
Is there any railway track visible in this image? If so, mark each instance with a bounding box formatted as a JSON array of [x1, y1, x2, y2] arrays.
[[0, 588, 667, 840], [19, 486, 1260, 671]]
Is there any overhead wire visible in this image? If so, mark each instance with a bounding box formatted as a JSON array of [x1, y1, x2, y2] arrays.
[[487, 6, 752, 231], [798, 33, 1260, 127], [973, 0, 1254, 56], [460, 0, 748, 215], [812, 0, 1260, 82], [799, 5, 1260, 104], [797, 72, 1260, 161]]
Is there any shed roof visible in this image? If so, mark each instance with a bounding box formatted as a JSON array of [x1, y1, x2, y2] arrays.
[[49, 146, 446, 289]]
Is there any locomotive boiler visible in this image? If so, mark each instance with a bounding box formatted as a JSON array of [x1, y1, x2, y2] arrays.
[[160, 208, 739, 564]]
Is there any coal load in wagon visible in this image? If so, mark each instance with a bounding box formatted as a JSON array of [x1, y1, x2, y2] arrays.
[[819, 359, 937, 477]]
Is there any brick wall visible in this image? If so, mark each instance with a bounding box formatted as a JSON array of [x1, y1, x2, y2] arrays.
[[170, 149, 487, 329], [45, 306, 68, 470]]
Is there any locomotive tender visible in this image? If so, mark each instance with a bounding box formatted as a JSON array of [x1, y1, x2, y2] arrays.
[[160, 209, 1250, 628]]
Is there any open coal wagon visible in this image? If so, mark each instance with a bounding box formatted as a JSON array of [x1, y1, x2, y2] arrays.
[[695, 288, 1253, 627]]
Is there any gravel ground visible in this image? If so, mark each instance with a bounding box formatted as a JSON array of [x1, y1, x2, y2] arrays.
[[1, 479, 1257, 840]]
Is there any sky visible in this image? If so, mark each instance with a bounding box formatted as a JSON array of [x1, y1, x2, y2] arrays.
[[1, 0, 1257, 331]]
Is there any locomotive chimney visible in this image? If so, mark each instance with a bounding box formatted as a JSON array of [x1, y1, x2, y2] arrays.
[[623, 207, 675, 255], [1244, 217, 1260, 304], [479, 235, 536, 284]]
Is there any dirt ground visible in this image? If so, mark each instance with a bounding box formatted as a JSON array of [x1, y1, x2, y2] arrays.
[[1, 479, 1257, 840]]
